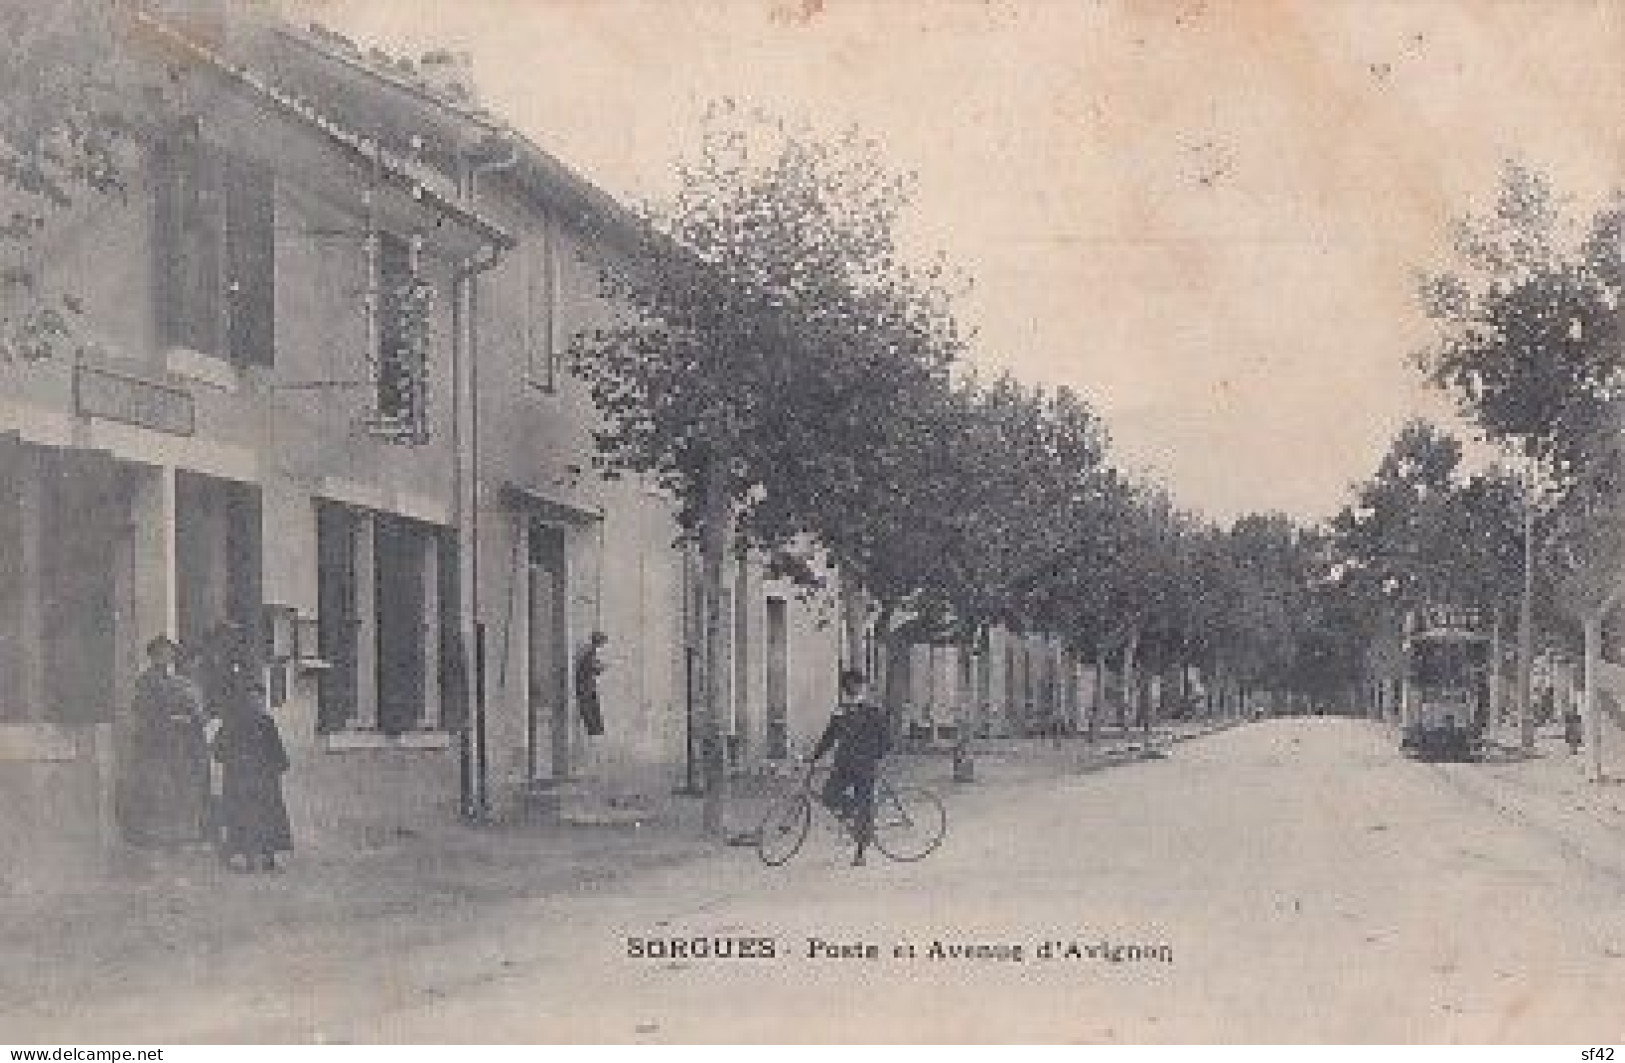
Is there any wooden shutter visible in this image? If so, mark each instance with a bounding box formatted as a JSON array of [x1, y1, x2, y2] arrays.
[[437, 530, 467, 731], [225, 481, 263, 653], [41, 448, 120, 725], [187, 146, 225, 355], [0, 433, 23, 719], [315, 502, 359, 733], [224, 156, 275, 368], [150, 134, 183, 348], [374, 514, 426, 735]]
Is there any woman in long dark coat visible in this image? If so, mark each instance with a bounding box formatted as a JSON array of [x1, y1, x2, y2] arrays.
[[116, 636, 210, 848], [212, 681, 292, 872]]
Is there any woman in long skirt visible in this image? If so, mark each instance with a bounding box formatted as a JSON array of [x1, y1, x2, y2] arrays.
[[116, 636, 210, 848], [212, 683, 292, 872]]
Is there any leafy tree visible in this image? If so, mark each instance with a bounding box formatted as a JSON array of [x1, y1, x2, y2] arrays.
[[1329, 420, 1521, 615], [571, 102, 963, 832], [0, 0, 129, 362], [1417, 163, 1625, 776]]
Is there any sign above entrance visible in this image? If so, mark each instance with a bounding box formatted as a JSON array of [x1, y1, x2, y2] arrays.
[[74, 363, 196, 437]]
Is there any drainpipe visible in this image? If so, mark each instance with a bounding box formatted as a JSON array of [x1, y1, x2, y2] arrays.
[[452, 137, 520, 821]]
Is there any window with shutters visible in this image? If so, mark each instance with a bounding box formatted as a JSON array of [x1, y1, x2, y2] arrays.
[[315, 500, 453, 735], [152, 124, 276, 368], [371, 231, 433, 443]]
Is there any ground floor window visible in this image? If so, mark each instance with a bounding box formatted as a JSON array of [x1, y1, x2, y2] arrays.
[[315, 499, 455, 735]]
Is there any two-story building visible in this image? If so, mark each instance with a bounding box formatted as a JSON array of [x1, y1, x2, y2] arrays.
[[0, 0, 841, 893]]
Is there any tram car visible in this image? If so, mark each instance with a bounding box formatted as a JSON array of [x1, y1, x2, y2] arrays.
[[1398, 604, 1491, 763]]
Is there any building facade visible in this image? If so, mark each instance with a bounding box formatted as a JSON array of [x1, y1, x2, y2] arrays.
[[0, 1, 840, 893]]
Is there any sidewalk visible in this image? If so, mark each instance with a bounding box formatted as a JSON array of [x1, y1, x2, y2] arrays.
[[0, 715, 1245, 1018], [721, 714, 1245, 830], [0, 799, 712, 1016], [1436, 717, 1625, 885]]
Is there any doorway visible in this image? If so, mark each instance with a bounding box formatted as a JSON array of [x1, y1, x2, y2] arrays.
[[765, 596, 788, 760], [527, 522, 569, 781], [174, 470, 261, 711]]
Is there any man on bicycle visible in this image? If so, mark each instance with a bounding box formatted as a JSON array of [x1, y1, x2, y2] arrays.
[[810, 669, 889, 866]]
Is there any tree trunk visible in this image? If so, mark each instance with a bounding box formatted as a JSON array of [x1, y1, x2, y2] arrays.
[[840, 569, 868, 673], [1141, 667, 1154, 735], [962, 632, 983, 742], [1120, 627, 1139, 734], [698, 456, 730, 837], [1090, 644, 1106, 743], [874, 607, 908, 744], [1584, 611, 1605, 783], [1489, 611, 1503, 741]]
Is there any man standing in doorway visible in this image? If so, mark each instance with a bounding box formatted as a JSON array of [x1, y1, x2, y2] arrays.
[[575, 631, 608, 739], [811, 669, 889, 867]]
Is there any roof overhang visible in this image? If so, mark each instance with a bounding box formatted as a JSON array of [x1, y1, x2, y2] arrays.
[[128, 7, 514, 255], [500, 482, 603, 525]]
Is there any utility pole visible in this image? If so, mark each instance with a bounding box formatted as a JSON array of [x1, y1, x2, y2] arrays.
[[1516, 455, 1536, 752]]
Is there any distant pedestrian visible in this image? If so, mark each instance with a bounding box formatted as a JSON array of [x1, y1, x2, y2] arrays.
[[575, 631, 608, 738], [116, 635, 210, 848], [212, 682, 292, 872], [1564, 708, 1583, 755]]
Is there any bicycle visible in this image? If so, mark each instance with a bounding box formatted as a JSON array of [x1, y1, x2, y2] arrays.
[[756, 760, 946, 866]]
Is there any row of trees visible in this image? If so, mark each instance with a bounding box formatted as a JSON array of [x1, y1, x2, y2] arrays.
[[571, 106, 1342, 832], [1320, 164, 1625, 780], [2, 5, 1351, 827]]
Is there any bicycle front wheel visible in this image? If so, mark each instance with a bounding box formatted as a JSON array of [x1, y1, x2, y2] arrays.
[[872, 785, 946, 862], [756, 792, 811, 866]]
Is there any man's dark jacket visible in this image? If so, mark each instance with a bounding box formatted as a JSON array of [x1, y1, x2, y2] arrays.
[[812, 701, 889, 767]]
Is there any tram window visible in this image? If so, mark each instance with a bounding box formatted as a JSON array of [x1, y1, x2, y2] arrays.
[[1412, 642, 1448, 686]]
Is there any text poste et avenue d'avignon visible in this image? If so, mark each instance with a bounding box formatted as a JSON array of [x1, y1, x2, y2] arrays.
[[625, 935, 1174, 965]]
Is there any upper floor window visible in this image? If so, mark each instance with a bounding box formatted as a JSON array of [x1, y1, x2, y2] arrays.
[[370, 230, 433, 444], [526, 216, 558, 391], [152, 122, 275, 368]]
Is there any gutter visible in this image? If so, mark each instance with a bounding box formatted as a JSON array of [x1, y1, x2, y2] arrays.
[[451, 138, 520, 821]]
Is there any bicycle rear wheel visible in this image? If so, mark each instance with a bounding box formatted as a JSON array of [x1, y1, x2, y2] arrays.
[[871, 784, 945, 862], [756, 792, 811, 866]]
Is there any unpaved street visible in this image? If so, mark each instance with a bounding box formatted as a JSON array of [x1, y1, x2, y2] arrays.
[[10, 718, 1625, 1043]]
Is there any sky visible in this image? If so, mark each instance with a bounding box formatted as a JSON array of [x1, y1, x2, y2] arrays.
[[283, 0, 1625, 523]]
